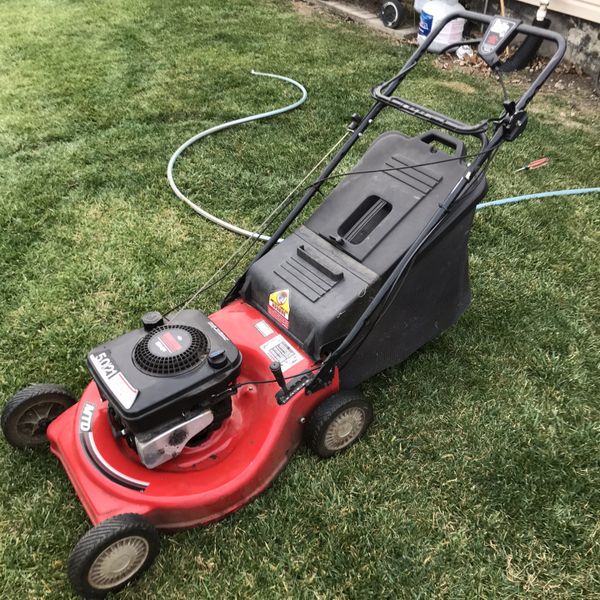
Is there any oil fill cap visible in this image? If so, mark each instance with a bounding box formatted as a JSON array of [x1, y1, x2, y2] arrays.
[[142, 311, 164, 331], [208, 349, 228, 369]]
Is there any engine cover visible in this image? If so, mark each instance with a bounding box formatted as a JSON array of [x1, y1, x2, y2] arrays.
[[87, 309, 241, 434]]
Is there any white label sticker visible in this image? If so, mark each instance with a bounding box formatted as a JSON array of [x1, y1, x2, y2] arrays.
[[255, 320, 274, 338], [260, 335, 303, 372], [89, 352, 138, 409]]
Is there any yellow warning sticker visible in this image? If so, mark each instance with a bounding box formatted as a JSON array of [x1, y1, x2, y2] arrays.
[[268, 289, 290, 327]]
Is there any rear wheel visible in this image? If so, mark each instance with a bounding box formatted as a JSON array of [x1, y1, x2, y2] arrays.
[[306, 390, 373, 458], [68, 513, 160, 598], [1, 384, 75, 448]]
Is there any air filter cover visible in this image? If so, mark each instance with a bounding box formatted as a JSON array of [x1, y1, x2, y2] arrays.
[[133, 325, 209, 376]]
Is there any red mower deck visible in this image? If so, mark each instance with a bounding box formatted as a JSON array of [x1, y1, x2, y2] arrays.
[[48, 300, 338, 528]]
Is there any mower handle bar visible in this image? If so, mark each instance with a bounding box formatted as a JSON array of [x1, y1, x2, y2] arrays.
[[372, 10, 566, 138]]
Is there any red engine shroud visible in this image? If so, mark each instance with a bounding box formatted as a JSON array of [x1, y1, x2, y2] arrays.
[[47, 300, 338, 529]]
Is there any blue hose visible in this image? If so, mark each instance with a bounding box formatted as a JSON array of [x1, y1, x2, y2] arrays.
[[476, 187, 600, 210]]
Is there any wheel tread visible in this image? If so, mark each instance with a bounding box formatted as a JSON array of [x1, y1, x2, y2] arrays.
[[68, 513, 160, 598]]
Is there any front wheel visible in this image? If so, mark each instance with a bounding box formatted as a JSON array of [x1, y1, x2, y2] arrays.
[[1, 384, 76, 448], [68, 513, 160, 598], [306, 390, 373, 458]]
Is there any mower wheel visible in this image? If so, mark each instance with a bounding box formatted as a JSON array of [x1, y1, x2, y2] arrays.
[[306, 390, 373, 458], [1, 384, 76, 448], [68, 513, 160, 598]]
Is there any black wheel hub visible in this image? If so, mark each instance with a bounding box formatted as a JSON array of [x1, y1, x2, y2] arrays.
[[17, 402, 66, 438], [382, 5, 397, 21], [1, 384, 76, 448], [33, 417, 53, 435]]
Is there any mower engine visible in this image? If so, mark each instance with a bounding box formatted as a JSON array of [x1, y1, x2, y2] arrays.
[[86, 309, 241, 468]]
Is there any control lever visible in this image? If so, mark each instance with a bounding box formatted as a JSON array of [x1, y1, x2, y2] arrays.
[[270, 361, 289, 395]]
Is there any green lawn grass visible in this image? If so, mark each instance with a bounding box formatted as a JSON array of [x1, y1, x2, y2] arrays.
[[1, 1, 599, 598]]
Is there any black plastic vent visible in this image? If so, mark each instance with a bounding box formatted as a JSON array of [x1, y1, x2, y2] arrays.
[[133, 325, 210, 377]]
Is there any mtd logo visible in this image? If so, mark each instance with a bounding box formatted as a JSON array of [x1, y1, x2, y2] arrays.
[[79, 403, 95, 432]]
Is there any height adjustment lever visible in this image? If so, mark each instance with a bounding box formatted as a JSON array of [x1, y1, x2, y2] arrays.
[[270, 361, 289, 395]]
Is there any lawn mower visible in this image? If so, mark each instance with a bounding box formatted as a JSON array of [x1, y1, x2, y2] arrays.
[[1, 12, 565, 598]]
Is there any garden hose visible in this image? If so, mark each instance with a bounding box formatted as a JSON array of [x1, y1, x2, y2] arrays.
[[476, 187, 600, 210], [167, 70, 307, 242]]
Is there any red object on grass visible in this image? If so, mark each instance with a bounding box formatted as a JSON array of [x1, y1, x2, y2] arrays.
[[47, 300, 338, 529]]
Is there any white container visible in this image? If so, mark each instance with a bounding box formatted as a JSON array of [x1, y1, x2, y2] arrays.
[[417, 0, 465, 53], [414, 0, 427, 14]]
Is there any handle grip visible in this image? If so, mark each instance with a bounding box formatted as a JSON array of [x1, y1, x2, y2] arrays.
[[417, 130, 467, 157]]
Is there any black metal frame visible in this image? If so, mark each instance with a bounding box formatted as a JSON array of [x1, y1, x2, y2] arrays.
[[222, 11, 566, 392]]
